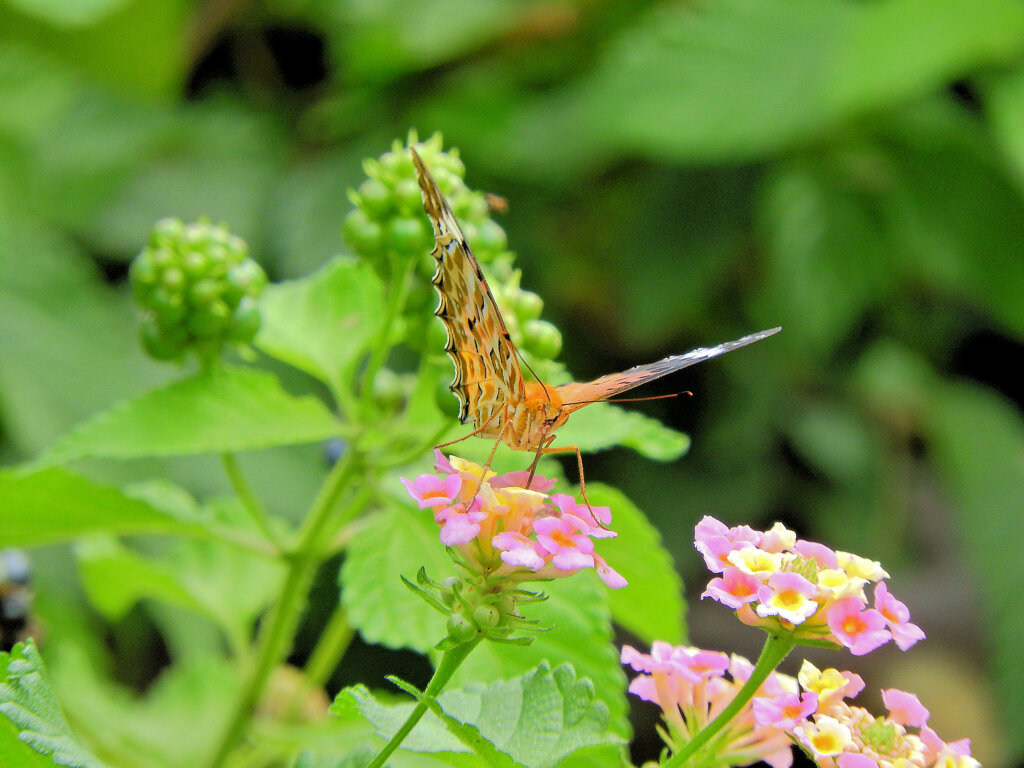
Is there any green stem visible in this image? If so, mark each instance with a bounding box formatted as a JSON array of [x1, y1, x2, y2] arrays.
[[303, 605, 354, 690], [222, 452, 277, 544], [360, 255, 416, 406], [367, 637, 482, 768], [662, 633, 795, 768], [203, 451, 360, 768]]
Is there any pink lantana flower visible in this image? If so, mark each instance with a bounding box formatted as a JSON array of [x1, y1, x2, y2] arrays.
[[434, 499, 487, 547], [826, 597, 891, 656], [403, 454, 626, 589], [491, 531, 546, 570], [756, 571, 820, 624], [622, 642, 795, 768], [697, 515, 919, 656], [882, 688, 929, 728], [400, 473, 462, 509], [702, 566, 761, 608], [534, 514, 596, 571], [753, 690, 819, 729], [795, 715, 853, 759], [783, 669, 978, 768], [798, 661, 864, 711], [695, 515, 761, 573], [874, 581, 925, 651]]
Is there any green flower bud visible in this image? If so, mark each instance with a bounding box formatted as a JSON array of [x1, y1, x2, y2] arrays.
[[473, 604, 500, 629], [525, 319, 562, 360], [515, 290, 544, 322], [187, 299, 230, 339], [160, 266, 185, 292], [227, 299, 261, 343], [140, 321, 187, 361], [386, 216, 429, 255], [341, 209, 384, 257], [189, 278, 222, 307], [182, 250, 208, 278], [131, 217, 263, 364], [357, 177, 393, 220], [394, 177, 423, 214], [460, 194, 490, 222], [446, 614, 477, 643], [474, 218, 508, 254]]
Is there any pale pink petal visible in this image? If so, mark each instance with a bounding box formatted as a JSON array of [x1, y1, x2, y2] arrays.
[[795, 539, 839, 570], [837, 754, 879, 768], [702, 566, 762, 608], [593, 554, 627, 589], [882, 688, 929, 727], [826, 597, 891, 656]]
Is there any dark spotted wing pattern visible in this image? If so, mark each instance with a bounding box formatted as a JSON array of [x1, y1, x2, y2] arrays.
[[411, 148, 525, 428]]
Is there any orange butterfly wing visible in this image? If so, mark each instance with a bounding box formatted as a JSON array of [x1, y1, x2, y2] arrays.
[[411, 148, 526, 428], [555, 327, 781, 413]]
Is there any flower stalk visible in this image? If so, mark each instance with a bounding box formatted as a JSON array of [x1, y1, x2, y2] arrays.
[[663, 633, 795, 768], [366, 636, 482, 768]]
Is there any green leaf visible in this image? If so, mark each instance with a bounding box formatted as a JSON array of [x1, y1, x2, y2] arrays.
[[981, 59, 1024, 185], [586, 484, 685, 645], [755, 155, 897, 354], [74, 500, 283, 650], [926, 382, 1024, 755], [0, 41, 75, 142], [341, 504, 451, 652], [448, 575, 629, 738], [0, 468, 200, 547], [554, 403, 689, 461], [75, 535, 203, 620], [0, 722, 53, 768], [4, 0, 133, 26], [507, 0, 1024, 168], [0, 1, 191, 96], [86, 98, 282, 251], [0, 641, 108, 768], [256, 258, 387, 399], [319, 0, 517, 82], [39, 365, 342, 464], [337, 685, 511, 767], [339, 663, 622, 768], [46, 643, 240, 768], [0, 206, 162, 457]]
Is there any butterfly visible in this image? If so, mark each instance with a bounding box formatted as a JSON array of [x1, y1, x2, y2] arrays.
[[410, 147, 779, 499]]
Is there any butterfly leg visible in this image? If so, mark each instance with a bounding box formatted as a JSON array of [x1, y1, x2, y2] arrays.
[[537, 442, 602, 524], [434, 410, 514, 509], [434, 411, 502, 450]]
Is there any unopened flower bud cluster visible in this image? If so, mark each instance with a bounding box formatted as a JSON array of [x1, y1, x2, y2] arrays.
[[130, 218, 265, 362]]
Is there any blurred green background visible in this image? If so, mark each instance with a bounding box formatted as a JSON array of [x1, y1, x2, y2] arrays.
[[2, 0, 1024, 766]]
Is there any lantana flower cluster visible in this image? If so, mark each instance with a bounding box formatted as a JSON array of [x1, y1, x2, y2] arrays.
[[622, 645, 979, 768], [756, 660, 979, 768], [696, 516, 924, 656], [621, 642, 796, 768], [402, 451, 626, 589]]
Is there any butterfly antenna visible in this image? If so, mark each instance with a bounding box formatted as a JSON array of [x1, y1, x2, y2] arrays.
[[516, 348, 554, 402]]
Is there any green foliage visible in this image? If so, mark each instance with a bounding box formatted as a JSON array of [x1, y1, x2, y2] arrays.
[[255, 258, 387, 401], [0, 468, 202, 547], [2, 2, 1023, 765], [0, 641, 107, 768], [337, 662, 623, 768], [38, 366, 343, 465], [586, 484, 685, 645]]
